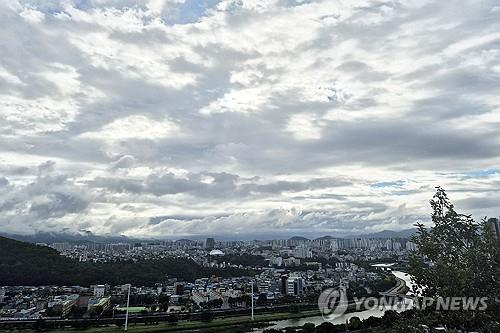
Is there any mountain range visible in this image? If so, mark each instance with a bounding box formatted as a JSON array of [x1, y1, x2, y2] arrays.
[[0, 228, 417, 245], [0, 231, 144, 244], [297, 229, 417, 242]]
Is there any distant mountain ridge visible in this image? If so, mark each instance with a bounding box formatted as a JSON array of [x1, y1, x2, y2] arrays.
[[288, 236, 310, 241], [310, 229, 417, 241], [0, 231, 142, 244], [0, 228, 417, 244], [314, 235, 335, 240], [345, 228, 417, 239]]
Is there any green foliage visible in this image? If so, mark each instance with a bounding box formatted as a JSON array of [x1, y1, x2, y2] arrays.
[[267, 189, 500, 333], [0, 236, 254, 285], [407, 187, 500, 331], [315, 322, 335, 333], [201, 298, 223, 309], [408, 187, 500, 299], [346, 274, 396, 299], [257, 293, 268, 305], [348, 316, 362, 330], [217, 254, 267, 267], [301, 322, 315, 333]]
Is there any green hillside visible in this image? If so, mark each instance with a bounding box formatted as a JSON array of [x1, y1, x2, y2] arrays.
[[0, 236, 251, 286]]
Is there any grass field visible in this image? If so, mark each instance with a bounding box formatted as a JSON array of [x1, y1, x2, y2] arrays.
[[42, 310, 321, 333]]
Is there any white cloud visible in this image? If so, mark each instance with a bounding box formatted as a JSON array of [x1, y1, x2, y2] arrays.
[[0, 66, 24, 85], [0, 95, 79, 134], [81, 115, 181, 140], [287, 113, 322, 140], [200, 87, 271, 114], [0, 0, 499, 237], [19, 5, 45, 23]]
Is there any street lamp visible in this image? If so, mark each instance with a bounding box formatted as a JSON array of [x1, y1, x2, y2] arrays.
[[251, 281, 254, 321], [124, 284, 131, 332]]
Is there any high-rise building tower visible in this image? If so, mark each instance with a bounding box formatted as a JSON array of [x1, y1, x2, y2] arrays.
[[205, 237, 215, 250], [280, 275, 288, 294], [286, 277, 304, 296]]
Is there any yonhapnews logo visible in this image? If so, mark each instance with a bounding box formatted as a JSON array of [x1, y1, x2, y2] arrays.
[[318, 287, 349, 320], [318, 288, 489, 321]]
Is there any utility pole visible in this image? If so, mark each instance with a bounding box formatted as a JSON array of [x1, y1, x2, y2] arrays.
[[124, 284, 131, 332], [251, 282, 254, 321]]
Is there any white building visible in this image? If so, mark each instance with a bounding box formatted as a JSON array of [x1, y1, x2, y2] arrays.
[[209, 249, 225, 256], [191, 291, 209, 305], [51, 242, 71, 252], [93, 285, 106, 297], [283, 257, 301, 267], [286, 277, 304, 296], [406, 241, 418, 251], [293, 245, 313, 259]]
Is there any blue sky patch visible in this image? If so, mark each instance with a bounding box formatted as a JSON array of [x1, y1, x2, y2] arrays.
[[370, 180, 406, 188], [166, 0, 220, 25], [462, 168, 500, 178]]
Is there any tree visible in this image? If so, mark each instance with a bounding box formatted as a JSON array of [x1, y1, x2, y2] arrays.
[[257, 293, 268, 305], [408, 187, 500, 330], [363, 315, 382, 328], [316, 322, 335, 333], [301, 322, 316, 333], [409, 187, 500, 298], [0, 235, 255, 286], [158, 293, 169, 312], [380, 310, 400, 328], [348, 316, 362, 330]]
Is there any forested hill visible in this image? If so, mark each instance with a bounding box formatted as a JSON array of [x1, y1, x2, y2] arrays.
[[0, 236, 250, 286]]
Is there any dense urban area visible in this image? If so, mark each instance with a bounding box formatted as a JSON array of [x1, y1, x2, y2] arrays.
[[0, 233, 416, 327], [1, 234, 416, 314], [0, 198, 499, 333]]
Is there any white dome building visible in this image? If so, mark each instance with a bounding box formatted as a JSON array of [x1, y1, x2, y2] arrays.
[[209, 249, 224, 256]]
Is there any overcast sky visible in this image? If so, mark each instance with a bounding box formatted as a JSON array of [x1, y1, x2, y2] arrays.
[[0, 0, 499, 239]]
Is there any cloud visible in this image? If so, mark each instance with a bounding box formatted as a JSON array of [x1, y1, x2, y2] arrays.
[[0, 0, 499, 237], [80, 115, 181, 140], [90, 171, 350, 198], [0, 177, 9, 187], [110, 155, 137, 169], [0, 161, 91, 234]]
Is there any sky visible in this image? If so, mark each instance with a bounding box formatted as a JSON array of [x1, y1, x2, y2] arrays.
[[0, 0, 499, 239]]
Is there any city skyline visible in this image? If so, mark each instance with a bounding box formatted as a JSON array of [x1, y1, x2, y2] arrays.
[[1, 0, 500, 239], [0, 225, 418, 242]]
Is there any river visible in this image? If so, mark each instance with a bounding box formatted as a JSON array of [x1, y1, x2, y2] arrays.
[[254, 270, 414, 332]]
